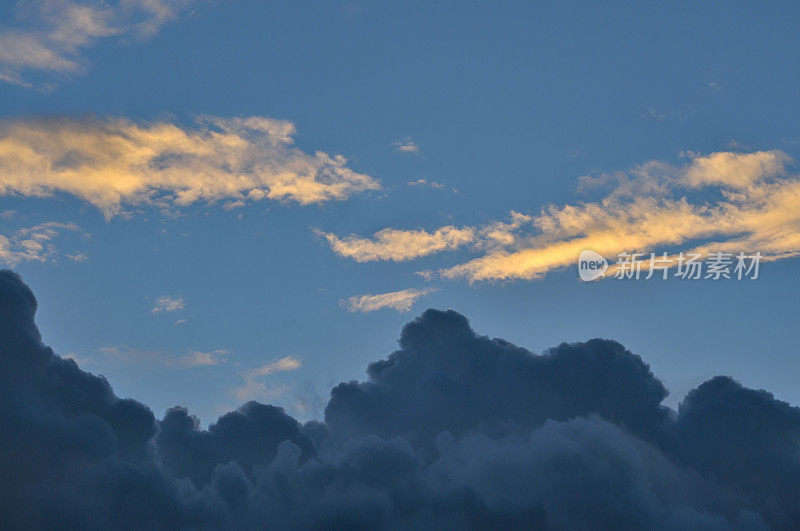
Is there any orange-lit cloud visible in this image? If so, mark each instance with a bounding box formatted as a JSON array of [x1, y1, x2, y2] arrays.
[[319, 211, 531, 263], [318, 226, 475, 262], [322, 150, 800, 283], [0, 115, 380, 217]]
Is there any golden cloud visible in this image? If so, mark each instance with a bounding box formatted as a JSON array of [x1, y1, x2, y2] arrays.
[[0, 115, 380, 217], [320, 150, 800, 283]]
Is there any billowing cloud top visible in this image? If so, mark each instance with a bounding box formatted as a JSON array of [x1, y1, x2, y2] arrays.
[[0, 115, 380, 217], [2, 269, 799, 528]]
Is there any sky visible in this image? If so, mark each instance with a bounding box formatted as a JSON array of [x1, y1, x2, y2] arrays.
[[2, 0, 800, 428]]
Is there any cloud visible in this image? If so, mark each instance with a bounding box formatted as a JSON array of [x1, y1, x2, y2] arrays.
[[642, 107, 666, 121], [317, 226, 476, 262], [152, 296, 184, 313], [407, 178, 444, 189], [233, 356, 302, 402], [180, 349, 228, 367], [682, 150, 790, 189], [406, 178, 457, 193], [341, 287, 437, 313], [441, 150, 800, 282], [323, 150, 800, 283], [0, 115, 380, 218], [249, 356, 302, 376], [66, 252, 89, 262], [393, 137, 419, 153], [96, 344, 232, 369], [319, 211, 531, 263], [96, 344, 165, 364], [0, 0, 190, 88], [3, 270, 799, 527], [0, 221, 81, 265]]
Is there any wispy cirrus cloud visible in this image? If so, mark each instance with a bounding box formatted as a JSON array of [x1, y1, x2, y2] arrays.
[[0, 115, 380, 218], [322, 150, 800, 283], [233, 356, 302, 402], [0, 221, 82, 265], [96, 345, 164, 364], [0, 0, 190, 89], [95, 345, 230, 369], [341, 287, 437, 313], [152, 296, 184, 313], [180, 349, 229, 368]]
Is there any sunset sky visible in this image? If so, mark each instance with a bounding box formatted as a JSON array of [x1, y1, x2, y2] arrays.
[[2, 0, 800, 426]]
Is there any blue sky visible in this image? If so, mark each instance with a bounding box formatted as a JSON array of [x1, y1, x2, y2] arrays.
[[2, 0, 800, 424]]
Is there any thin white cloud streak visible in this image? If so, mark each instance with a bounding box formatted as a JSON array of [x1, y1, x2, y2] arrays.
[[96, 345, 164, 364], [407, 178, 445, 190], [0, 221, 81, 265], [0, 115, 380, 217], [0, 0, 189, 87], [180, 349, 228, 367], [341, 288, 437, 313], [406, 178, 457, 193], [233, 356, 302, 402], [152, 296, 184, 313], [94, 345, 231, 369]]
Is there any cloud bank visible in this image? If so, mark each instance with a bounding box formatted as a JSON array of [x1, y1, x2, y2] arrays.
[[0, 115, 380, 217], [0, 0, 189, 88], [1, 269, 799, 528], [322, 150, 800, 283]]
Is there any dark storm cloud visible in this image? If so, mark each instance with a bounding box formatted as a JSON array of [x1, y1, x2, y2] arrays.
[[325, 309, 670, 448], [157, 401, 315, 487], [0, 269, 797, 529]]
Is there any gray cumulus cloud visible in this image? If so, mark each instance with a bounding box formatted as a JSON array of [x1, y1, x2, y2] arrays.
[[0, 269, 797, 529]]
